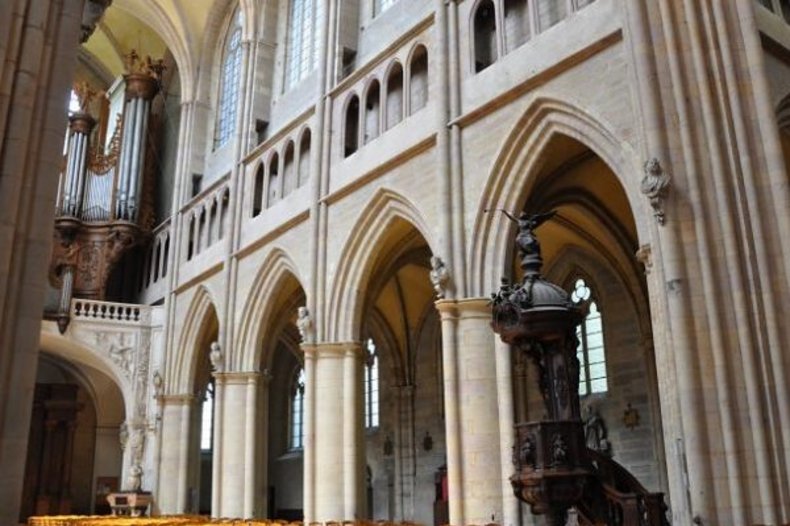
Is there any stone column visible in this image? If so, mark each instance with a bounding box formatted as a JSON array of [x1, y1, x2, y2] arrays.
[[436, 299, 504, 526], [494, 339, 518, 526], [0, 1, 104, 523], [310, 342, 365, 522], [214, 371, 258, 518], [303, 345, 317, 520], [396, 384, 416, 520], [156, 395, 192, 513]]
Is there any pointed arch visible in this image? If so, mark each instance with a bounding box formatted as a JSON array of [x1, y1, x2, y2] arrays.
[[544, 244, 650, 338], [114, 0, 193, 95], [326, 188, 438, 342], [235, 247, 306, 371], [468, 94, 646, 297], [40, 326, 133, 417], [170, 285, 220, 394]]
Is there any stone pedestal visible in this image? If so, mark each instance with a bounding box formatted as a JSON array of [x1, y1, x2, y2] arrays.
[[107, 491, 152, 517]]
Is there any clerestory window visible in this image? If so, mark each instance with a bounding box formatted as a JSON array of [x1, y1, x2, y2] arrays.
[[285, 0, 324, 90], [215, 8, 243, 149]]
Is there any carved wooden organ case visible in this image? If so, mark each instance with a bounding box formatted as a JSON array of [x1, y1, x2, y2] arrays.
[[49, 54, 165, 331]]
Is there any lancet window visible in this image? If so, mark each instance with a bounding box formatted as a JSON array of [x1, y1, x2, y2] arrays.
[[215, 8, 243, 149], [285, 0, 324, 89], [289, 368, 306, 449], [364, 338, 380, 429], [571, 278, 608, 396], [200, 379, 215, 451]]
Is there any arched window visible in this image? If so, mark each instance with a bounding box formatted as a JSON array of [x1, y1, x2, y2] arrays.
[[267, 152, 280, 206], [409, 46, 429, 114], [252, 164, 264, 217], [200, 379, 215, 451], [68, 89, 81, 115], [473, 0, 497, 73], [290, 368, 306, 449], [344, 95, 360, 157], [364, 338, 380, 429], [283, 141, 296, 197], [571, 278, 608, 396], [385, 62, 404, 130], [187, 215, 196, 260], [364, 80, 381, 144], [285, 0, 324, 90], [215, 8, 243, 149], [298, 129, 312, 186]]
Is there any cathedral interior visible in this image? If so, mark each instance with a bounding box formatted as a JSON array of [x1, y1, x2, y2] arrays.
[[2, 0, 790, 525]]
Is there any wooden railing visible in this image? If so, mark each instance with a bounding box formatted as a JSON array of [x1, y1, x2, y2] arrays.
[[575, 449, 670, 526]]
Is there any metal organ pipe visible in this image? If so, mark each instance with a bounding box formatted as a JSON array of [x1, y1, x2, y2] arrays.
[[129, 99, 150, 221], [74, 132, 88, 216], [63, 131, 78, 214], [116, 98, 136, 218]]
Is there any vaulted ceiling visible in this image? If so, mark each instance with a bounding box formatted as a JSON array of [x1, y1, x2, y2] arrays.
[[79, 0, 233, 94]]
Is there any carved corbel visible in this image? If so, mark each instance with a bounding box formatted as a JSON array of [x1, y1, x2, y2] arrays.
[[635, 244, 653, 276], [80, 0, 112, 43], [641, 158, 671, 226]]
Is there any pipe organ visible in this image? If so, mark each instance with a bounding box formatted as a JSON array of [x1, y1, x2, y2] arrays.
[[49, 52, 164, 331]]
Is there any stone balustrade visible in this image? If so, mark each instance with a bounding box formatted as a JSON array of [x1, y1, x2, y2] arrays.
[[71, 299, 149, 324]]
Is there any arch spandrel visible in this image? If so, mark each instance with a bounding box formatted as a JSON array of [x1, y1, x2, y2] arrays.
[[235, 246, 307, 372], [40, 325, 133, 418], [325, 187, 439, 343], [170, 284, 220, 394], [468, 95, 649, 298], [112, 0, 194, 94]]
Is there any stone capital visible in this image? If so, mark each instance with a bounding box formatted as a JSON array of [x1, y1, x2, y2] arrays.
[[214, 371, 260, 385], [313, 341, 363, 359], [159, 394, 195, 406], [435, 297, 491, 320]]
